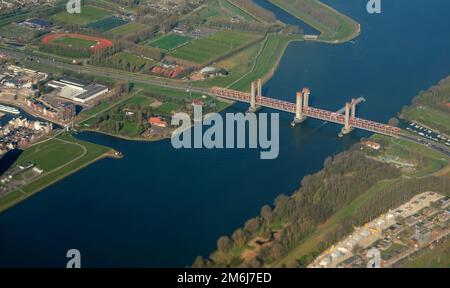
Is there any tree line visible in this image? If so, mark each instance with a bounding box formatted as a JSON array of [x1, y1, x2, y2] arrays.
[[193, 148, 402, 268]]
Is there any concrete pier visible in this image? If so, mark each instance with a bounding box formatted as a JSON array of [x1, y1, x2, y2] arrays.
[[291, 91, 307, 126]]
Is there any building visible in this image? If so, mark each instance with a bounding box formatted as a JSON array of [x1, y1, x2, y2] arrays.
[[149, 117, 168, 128], [365, 140, 381, 150], [47, 77, 108, 104], [414, 227, 431, 246], [21, 18, 51, 30]]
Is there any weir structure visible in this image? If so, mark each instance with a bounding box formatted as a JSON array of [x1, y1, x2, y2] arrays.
[[209, 79, 401, 137]]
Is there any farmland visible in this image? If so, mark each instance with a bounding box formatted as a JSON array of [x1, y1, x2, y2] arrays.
[[51, 5, 111, 26], [169, 31, 261, 64], [87, 16, 128, 32], [149, 34, 192, 51]]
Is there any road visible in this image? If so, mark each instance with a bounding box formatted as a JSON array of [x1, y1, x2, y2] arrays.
[[400, 133, 450, 157], [0, 47, 210, 95]]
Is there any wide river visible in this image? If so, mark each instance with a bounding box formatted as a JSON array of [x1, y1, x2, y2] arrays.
[[1, 0, 449, 267]]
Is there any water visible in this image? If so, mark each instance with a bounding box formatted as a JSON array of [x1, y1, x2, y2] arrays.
[[1, 0, 450, 267]]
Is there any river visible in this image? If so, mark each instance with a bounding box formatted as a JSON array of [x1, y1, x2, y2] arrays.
[[0, 0, 449, 267]]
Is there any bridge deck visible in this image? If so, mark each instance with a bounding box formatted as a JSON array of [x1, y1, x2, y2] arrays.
[[210, 87, 401, 137]]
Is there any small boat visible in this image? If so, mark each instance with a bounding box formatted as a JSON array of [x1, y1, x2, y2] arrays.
[[0, 104, 20, 115]]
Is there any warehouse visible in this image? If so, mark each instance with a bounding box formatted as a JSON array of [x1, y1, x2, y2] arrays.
[[47, 77, 108, 104]]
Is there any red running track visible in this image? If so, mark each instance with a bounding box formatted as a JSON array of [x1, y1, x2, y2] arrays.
[[41, 33, 113, 50]]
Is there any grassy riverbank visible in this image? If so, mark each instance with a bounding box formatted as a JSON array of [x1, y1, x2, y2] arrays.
[[0, 133, 116, 212], [268, 0, 360, 42]]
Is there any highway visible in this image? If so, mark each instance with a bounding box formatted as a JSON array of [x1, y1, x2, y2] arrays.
[[0, 47, 210, 95]]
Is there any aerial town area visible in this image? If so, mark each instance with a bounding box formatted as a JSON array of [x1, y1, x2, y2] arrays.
[[310, 192, 450, 268], [0, 0, 448, 271]]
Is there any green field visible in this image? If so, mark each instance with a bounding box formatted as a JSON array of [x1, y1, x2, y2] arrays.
[[0, 133, 113, 212], [169, 31, 261, 64], [372, 135, 448, 178], [109, 22, 148, 36], [87, 16, 128, 32], [122, 93, 154, 106], [52, 36, 98, 49], [51, 5, 111, 25], [0, 23, 40, 42], [109, 52, 157, 71], [150, 34, 192, 51], [196, 0, 257, 22], [268, 0, 359, 42], [231, 35, 303, 91], [402, 106, 450, 135]]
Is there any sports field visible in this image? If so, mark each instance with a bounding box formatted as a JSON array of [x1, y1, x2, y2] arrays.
[[52, 36, 98, 49], [109, 22, 147, 36], [87, 16, 128, 32], [51, 5, 111, 25], [169, 31, 261, 64], [149, 34, 192, 51], [42, 33, 113, 50]]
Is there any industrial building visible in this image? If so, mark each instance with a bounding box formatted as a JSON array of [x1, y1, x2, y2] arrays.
[[47, 77, 108, 104]]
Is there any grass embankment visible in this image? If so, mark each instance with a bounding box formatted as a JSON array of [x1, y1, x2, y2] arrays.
[[192, 34, 302, 91], [231, 34, 303, 91], [0, 133, 114, 212], [272, 135, 449, 267], [268, 0, 360, 42]]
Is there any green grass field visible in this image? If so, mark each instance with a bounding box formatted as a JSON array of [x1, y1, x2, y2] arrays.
[[402, 106, 450, 135], [0, 133, 113, 212], [150, 34, 192, 51], [0, 23, 39, 42], [87, 16, 128, 32], [372, 135, 449, 177], [109, 22, 148, 36], [169, 31, 261, 64], [110, 52, 157, 71], [231, 34, 303, 91], [52, 36, 98, 49], [154, 103, 180, 115], [122, 93, 154, 106], [196, 0, 257, 22], [51, 5, 111, 25]]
